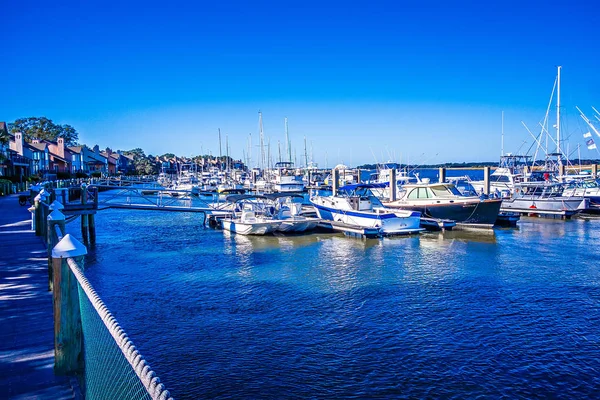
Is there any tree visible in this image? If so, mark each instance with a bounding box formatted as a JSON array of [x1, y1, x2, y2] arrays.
[[8, 117, 79, 146], [123, 148, 158, 175]]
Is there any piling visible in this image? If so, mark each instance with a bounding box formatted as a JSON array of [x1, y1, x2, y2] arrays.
[[593, 164, 598, 177], [47, 204, 66, 291], [356, 168, 362, 184], [523, 166, 529, 182], [89, 213, 96, 244], [52, 234, 86, 375], [483, 167, 491, 196], [559, 164, 566, 179], [389, 168, 397, 202], [438, 167, 446, 183], [332, 168, 340, 196], [80, 184, 89, 243]]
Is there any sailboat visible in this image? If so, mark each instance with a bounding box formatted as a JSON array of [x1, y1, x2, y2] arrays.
[[499, 66, 589, 217]]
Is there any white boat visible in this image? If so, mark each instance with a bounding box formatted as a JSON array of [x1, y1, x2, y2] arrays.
[[501, 181, 588, 217], [270, 162, 305, 193], [221, 195, 281, 235], [310, 184, 423, 235], [266, 193, 320, 233]]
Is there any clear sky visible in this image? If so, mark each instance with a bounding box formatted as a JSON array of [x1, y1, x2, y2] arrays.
[[2, 0, 599, 167]]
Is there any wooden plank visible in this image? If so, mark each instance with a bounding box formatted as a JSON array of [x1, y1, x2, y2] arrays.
[[0, 194, 76, 399]]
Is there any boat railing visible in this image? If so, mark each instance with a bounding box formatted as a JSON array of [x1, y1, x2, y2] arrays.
[[38, 190, 174, 400]]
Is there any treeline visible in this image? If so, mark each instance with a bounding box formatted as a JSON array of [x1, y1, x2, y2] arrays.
[[357, 160, 600, 169]]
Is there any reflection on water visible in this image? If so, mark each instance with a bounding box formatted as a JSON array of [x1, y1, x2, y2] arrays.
[[68, 209, 600, 399]]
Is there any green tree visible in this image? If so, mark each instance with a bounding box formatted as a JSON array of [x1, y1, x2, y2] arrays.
[[123, 148, 158, 175], [8, 117, 79, 146]]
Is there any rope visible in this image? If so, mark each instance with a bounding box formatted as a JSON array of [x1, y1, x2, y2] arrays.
[[67, 258, 174, 400]]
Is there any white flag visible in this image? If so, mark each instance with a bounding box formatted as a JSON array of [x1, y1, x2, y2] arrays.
[[584, 131, 592, 138]]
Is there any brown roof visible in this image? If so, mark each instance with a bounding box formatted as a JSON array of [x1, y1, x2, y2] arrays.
[[29, 142, 48, 151], [68, 146, 83, 154]]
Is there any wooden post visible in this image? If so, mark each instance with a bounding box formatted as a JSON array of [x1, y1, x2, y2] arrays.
[[47, 208, 66, 291], [438, 167, 446, 183], [356, 168, 362, 184], [483, 167, 491, 196], [523, 166, 529, 182], [389, 168, 397, 202], [80, 185, 89, 243], [332, 168, 340, 196], [52, 234, 87, 375], [592, 164, 598, 177], [88, 213, 96, 244]]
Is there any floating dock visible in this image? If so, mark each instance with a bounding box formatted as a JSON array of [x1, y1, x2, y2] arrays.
[[317, 221, 381, 239]]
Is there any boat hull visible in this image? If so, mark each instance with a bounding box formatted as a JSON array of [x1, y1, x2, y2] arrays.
[[384, 199, 502, 228], [221, 219, 280, 235], [500, 196, 588, 217], [311, 200, 421, 235]]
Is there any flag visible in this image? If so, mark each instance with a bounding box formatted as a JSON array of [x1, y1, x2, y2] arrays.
[[584, 131, 593, 138], [586, 138, 597, 150]]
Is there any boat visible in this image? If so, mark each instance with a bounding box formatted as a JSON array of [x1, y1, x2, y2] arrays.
[[220, 195, 281, 235], [381, 178, 502, 229], [310, 183, 423, 235], [265, 193, 320, 233], [270, 162, 305, 193], [500, 181, 588, 217], [468, 154, 530, 197]]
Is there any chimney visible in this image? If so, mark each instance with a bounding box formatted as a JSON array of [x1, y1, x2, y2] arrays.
[[105, 147, 112, 156], [57, 137, 65, 158], [14, 132, 24, 155], [32, 138, 40, 144], [93, 144, 100, 153]]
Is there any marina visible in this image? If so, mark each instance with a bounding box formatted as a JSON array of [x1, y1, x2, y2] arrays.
[[62, 199, 600, 399], [3, 2, 600, 398]]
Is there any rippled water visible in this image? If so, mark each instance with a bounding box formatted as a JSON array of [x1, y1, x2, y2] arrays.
[[67, 209, 600, 399]]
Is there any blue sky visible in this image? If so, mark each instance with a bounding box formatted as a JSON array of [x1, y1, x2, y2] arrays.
[[2, 0, 599, 167]]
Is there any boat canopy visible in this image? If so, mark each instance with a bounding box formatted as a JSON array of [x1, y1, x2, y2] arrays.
[[264, 193, 304, 200], [226, 194, 269, 202], [338, 183, 388, 192]]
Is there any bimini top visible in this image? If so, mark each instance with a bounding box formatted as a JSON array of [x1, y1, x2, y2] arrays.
[[338, 183, 388, 192], [264, 193, 304, 200], [225, 194, 269, 203]]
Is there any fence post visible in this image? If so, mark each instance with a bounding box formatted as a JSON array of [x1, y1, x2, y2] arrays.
[[34, 189, 48, 236], [47, 202, 66, 291], [80, 184, 89, 243], [52, 234, 86, 375]]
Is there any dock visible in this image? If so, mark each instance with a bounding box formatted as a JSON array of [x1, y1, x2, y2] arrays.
[[317, 221, 381, 238], [0, 194, 77, 399]]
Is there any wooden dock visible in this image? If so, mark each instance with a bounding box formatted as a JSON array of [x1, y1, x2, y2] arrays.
[[0, 194, 77, 399]]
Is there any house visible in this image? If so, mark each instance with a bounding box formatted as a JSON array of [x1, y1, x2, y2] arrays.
[[86, 145, 108, 174]]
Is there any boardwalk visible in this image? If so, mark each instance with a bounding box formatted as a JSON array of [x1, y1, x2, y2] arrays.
[[0, 194, 76, 399]]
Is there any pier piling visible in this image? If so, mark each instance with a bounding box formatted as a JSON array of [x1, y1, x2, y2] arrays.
[[483, 167, 491, 196], [593, 164, 598, 177], [389, 169, 397, 201], [438, 167, 446, 183], [332, 168, 340, 196], [52, 234, 86, 375], [47, 206, 66, 292]]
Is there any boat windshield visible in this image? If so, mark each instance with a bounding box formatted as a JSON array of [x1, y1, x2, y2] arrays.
[[429, 184, 463, 198]]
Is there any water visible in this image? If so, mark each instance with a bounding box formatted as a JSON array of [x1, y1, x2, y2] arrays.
[[66, 180, 600, 399]]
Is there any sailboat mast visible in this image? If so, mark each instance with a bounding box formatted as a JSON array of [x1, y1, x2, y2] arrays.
[[285, 117, 291, 163], [556, 65, 562, 166], [501, 111, 504, 157], [218, 128, 222, 160], [304, 136, 308, 167], [259, 111, 265, 170]]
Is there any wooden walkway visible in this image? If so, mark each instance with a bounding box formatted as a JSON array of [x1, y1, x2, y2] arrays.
[[0, 194, 76, 399]]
